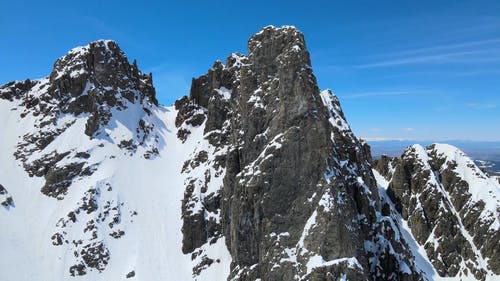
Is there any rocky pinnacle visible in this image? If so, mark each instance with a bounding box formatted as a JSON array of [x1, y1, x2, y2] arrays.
[[178, 25, 423, 281]]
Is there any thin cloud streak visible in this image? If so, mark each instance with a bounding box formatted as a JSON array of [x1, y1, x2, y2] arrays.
[[466, 102, 498, 109], [357, 50, 500, 68], [354, 34, 500, 68], [376, 38, 500, 58], [340, 90, 431, 99]]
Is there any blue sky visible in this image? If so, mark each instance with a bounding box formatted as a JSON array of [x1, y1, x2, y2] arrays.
[[1, 0, 499, 141]]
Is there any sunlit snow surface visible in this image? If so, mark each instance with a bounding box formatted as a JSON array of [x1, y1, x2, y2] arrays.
[[0, 94, 230, 280]]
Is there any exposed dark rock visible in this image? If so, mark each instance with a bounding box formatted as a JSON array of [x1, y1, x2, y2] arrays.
[[193, 255, 215, 276], [80, 188, 98, 214], [49, 40, 158, 113], [174, 95, 207, 143], [80, 241, 110, 272], [177, 128, 191, 143], [373, 155, 397, 181], [118, 139, 138, 153], [0, 79, 37, 101], [75, 151, 91, 159], [181, 178, 215, 254], [126, 270, 135, 278], [15, 121, 74, 164], [69, 263, 87, 276], [41, 162, 86, 199], [51, 233, 64, 246], [109, 230, 125, 239], [0, 185, 15, 210]]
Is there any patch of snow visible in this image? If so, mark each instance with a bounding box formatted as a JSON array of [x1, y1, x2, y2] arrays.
[[214, 87, 232, 100], [306, 256, 362, 274], [291, 45, 301, 52], [319, 89, 351, 132]]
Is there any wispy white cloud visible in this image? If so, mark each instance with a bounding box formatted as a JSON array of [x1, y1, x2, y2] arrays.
[[340, 90, 431, 99], [466, 102, 480, 107], [466, 102, 498, 109], [358, 50, 500, 68], [377, 38, 500, 58], [356, 37, 500, 68], [402, 127, 416, 132]]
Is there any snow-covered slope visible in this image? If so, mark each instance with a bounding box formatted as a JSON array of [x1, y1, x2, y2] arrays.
[[0, 41, 230, 281]]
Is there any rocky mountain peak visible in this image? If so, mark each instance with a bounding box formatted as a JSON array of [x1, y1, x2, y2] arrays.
[[187, 25, 313, 110], [50, 40, 128, 82], [248, 25, 311, 76], [0, 39, 159, 143], [47, 39, 157, 111], [0, 39, 162, 199]]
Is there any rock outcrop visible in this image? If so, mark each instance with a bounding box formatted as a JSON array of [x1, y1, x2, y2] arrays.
[[0, 184, 14, 209]]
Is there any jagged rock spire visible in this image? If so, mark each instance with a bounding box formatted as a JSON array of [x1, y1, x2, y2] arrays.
[[178, 25, 422, 281], [248, 25, 311, 76]]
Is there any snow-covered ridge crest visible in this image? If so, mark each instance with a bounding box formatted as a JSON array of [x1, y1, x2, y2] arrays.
[[53, 39, 120, 79], [374, 143, 500, 279]]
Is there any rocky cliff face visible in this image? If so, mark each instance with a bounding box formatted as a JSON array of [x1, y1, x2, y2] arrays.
[[178, 26, 422, 281], [0, 25, 498, 281], [373, 144, 500, 280]]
